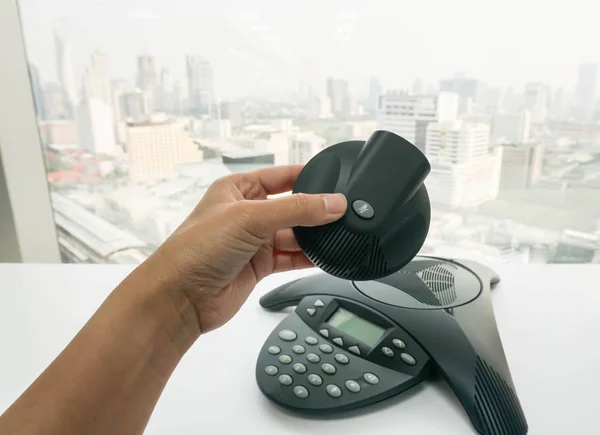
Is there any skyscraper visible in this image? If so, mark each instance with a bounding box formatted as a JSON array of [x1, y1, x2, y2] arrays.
[[53, 20, 78, 113], [28, 64, 45, 119], [439, 74, 483, 114], [76, 100, 117, 156], [575, 63, 598, 120], [326, 77, 351, 117], [368, 77, 382, 114], [137, 55, 157, 91], [186, 55, 215, 116], [83, 51, 111, 105]]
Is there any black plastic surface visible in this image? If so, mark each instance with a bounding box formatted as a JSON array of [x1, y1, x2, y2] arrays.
[[256, 256, 528, 435], [292, 130, 431, 281]]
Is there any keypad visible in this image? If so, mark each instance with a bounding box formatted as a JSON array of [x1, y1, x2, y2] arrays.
[[293, 363, 307, 374], [308, 374, 323, 386], [321, 363, 336, 375], [319, 344, 333, 354], [279, 330, 297, 341], [334, 353, 349, 365], [381, 347, 395, 358], [319, 329, 329, 338], [279, 355, 292, 364], [306, 353, 321, 363], [265, 365, 278, 376], [401, 353, 416, 365], [333, 337, 344, 346], [392, 339, 406, 349], [293, 386, 309, 399], [279, 374, 293, 386], [292, 345, 306, 354], [268, 346, 281, 355], [348, 345, 361, 355], [326, 384, 342, 398], [305, 336, 318, 345], [345, 380, 361, 393], [363, 373, 379, 385]]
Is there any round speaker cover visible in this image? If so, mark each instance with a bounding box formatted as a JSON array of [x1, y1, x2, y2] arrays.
[[293, 130, 431, 281]]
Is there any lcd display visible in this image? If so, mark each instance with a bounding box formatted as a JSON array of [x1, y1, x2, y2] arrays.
[[326, 307, 385, 347]]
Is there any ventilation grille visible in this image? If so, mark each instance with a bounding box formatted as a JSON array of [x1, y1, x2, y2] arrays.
[[474, 357, 528, 435], [397, 283, 442, 306], [295, 221, 387, 280], [418, 263, 458, 305]]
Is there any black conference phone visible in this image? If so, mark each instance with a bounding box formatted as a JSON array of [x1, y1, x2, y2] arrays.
[[254, 131, 528, 435]]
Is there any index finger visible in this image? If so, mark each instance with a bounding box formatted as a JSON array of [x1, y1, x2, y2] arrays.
[[248, 165, 304, 195]]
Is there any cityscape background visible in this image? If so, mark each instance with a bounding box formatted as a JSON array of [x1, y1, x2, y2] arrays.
[[17, 0, 600, 266]]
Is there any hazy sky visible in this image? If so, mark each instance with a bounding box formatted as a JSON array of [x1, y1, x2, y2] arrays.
[[17, 0, 600, 99]]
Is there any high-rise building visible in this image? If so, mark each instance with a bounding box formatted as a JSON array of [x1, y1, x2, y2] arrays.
[[500, 142, 545, 189], [491, 110, 531, 144], [368, 77, 382, 114], [326, 77, 351, 117], [377, 91, 459, 152], [425, 121, 501, 208], [439, 74, 483, 114], [28, 64, 45, 119], [289, 132, 327, 165], [136, 55, 157, 111], [76, 100, 117, 156], [575, 63, 598, 120], [309, 96, 333, 119], [523, 82, 550, 123], [126, 115, 203, 181], [44, 83, 70, 120], [119, 90, 152, 122], [186, 55, 215, 116], [82, 51, 111, 105], [53, 20, 78, 113]]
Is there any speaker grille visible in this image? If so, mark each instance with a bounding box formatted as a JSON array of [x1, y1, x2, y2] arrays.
[[474, 357, 528, 435], [295, 221, 388, 280], [418, 263, 458, 305]]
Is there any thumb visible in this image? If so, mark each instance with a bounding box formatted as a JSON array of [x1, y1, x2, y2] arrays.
[[249, 193, 347, 233]]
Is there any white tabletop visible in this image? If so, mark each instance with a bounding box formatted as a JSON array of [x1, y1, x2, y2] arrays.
[[1, 263, 599, 434]]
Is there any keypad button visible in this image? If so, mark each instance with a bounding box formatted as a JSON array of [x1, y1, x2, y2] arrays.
[[392, 339, 406, 349], [305, 336, 318, 345], [308, 374, 323, 386], [321, 363, 337, 375], [292, 345, 306, 354], [319, 344, 333, 354], [264, 365, 278, 376], [279, 374, 293, 386], [363, 373, 380, 385], [401, 353, 417, 365], [348, 345, 361, 355], [278, 355, 292, 365], [333, 337, 344, 346], [306, 353, 321, 363], [268, 346, 281, 355], [345, 380, 361, 393], [326, 384, 342, 398], [293, 386, 309, 399], [293, 363, 307, 374], [314, 299, 325, 308], [306, 308, 316, 317], [279, 330, 297, 341], [381, 347, 395, 358], [334, 353, 349, 365], [319, 329, 329, 338]]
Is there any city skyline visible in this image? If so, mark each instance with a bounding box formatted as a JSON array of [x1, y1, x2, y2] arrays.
[[18, 0, 600, 99]]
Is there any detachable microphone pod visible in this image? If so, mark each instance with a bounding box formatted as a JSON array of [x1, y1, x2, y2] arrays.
[[293, 130, 432, 281]]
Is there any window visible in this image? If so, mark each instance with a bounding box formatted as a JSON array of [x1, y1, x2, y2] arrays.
[[8, 0, 600, 265]]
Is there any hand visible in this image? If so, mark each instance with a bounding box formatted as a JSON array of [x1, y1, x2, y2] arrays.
[[149, 165, 347, 335]]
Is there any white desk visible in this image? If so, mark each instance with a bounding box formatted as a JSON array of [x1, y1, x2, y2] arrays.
[[1, 263, 599, 434]]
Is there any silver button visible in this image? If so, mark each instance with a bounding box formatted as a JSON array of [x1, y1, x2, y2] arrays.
[[292, 345, 306, 354], [392, 339, 406, 349], [326, 384, 342, 398], [363, 373, 379, 385], [306, 353, 321, 363], [306, 308, 316, 317], [305, 336, 318, 345], [308, 374, 323, 386], [293, 386, 309, 399], [333, 337, 344, 346], [334, 353, 349, 365], [278, 355, 292, 364], [314, 300, 325, 308], [401, 353, 417, 365], [319, 344, 333, 354], [348, 345, 361, 355], [279, 330, 297, 341], [322, 363, 336, 375], [293, 363, 307, 374], [381, 347, 395, 358], [264, 365, 278, 376], [279, 374, 293, 386], [345, 380, 361, 393], [319, 329, 329, 338], [268, 346, 281, 355]]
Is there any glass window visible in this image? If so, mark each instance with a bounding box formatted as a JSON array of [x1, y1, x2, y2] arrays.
[[16, 0, 600, 265]]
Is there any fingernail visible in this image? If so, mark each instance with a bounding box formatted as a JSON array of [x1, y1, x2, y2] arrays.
[[323, 194, 347, 215]]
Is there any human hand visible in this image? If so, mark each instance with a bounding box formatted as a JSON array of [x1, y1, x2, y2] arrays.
[[148, 165, 347, 335]]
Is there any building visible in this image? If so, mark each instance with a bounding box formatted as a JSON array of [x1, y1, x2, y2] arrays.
[[310, 96, 333, 119], [523, 82, 550, 124], [53, 20, 78, 112], [439, 74, 483, 114], [491, 110, 531, 144], [326, 77, 351, 117], [76, 100, 117, 156], [136, 55, 157, 110], [39, 120, 78, 146], [28, 64, 45, 119], [368, 77, 382, 114], [82, 51, 111, 105], [126, 115, 204, 182], [289, 132, 327, 165], [574, 63, 598, 120], [186, 55, 215, 116], [119, 90, 152, 122], [425, 121, 501, 208], [500, 142, 545, 189], [377, 91, 459, 152]]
